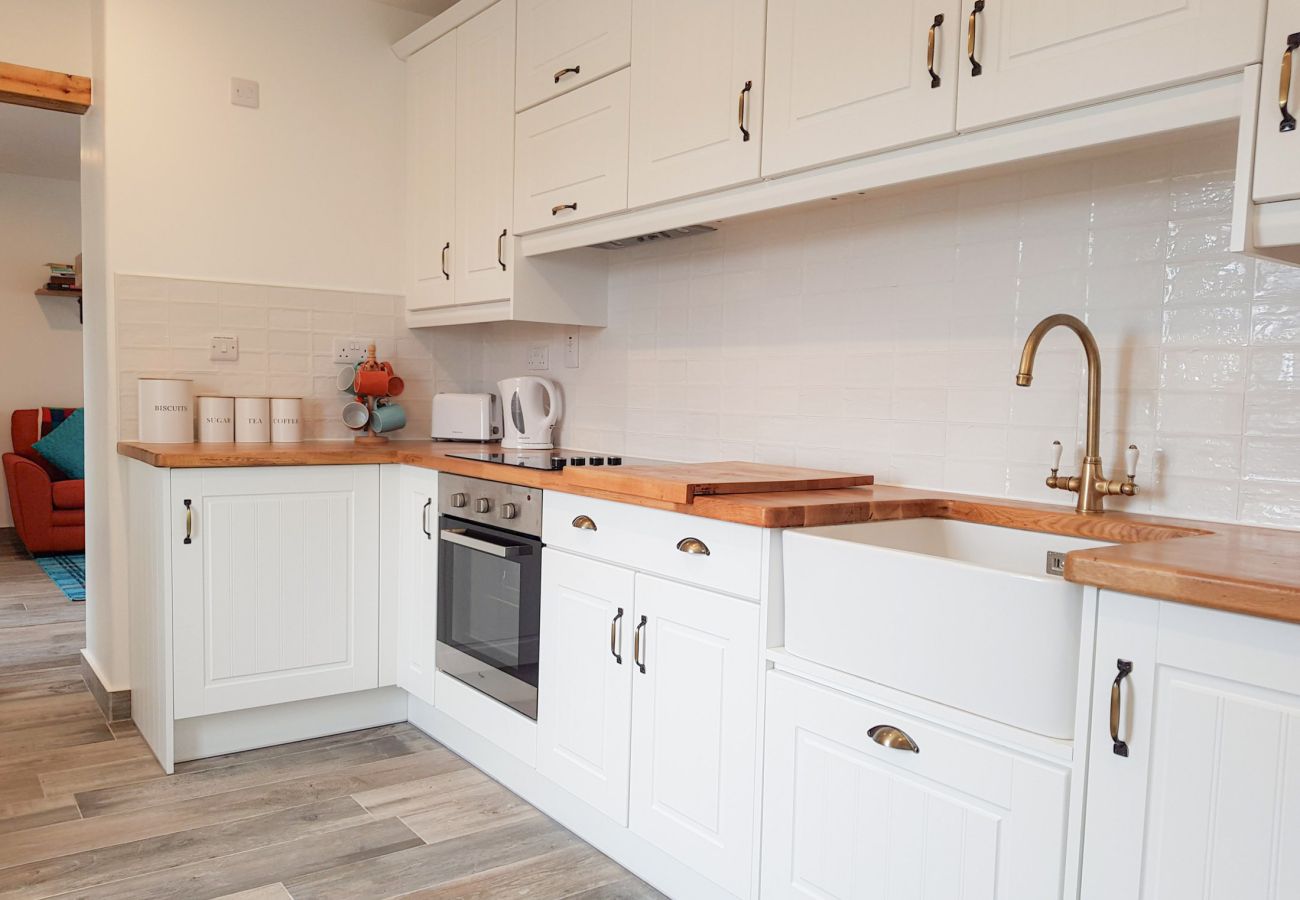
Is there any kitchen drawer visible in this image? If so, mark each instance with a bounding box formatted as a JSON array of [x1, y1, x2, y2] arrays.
[[762, 671, 1071, 900], [542, 490, 762, 599], [514, 70, 630, 234], [515, 0, 631, 111]]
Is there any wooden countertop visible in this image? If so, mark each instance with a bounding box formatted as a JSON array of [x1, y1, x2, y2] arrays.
[[118, 439, 1300, 625]]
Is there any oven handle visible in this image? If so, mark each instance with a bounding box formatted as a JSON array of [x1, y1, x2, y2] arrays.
[[440, 528, 534, 559]]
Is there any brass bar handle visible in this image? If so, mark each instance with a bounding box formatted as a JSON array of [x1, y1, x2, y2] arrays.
[[737, 80, 752, 142], [1110, 658, 1133, 757], [1281, 32, 1300, 133], [551, 202, 578, 216], [967, 0, 984, 77], [554, 64, 581, 84], [571, 514, 597, 531], [676, 537, 710, 556], [633, 614, 647, 674], [497, 229, 507, 271], [927, 14, 944, 89], [867, 724, 920, 753], [422, 498, 432, 540], [610, 607, 624, 664], [183, 499, 193, 545], [440, 242, 450, 280]]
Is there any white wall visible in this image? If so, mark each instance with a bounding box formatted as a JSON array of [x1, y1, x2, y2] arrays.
[[0, 173, 83, 528], [82, 0, 429, 691], [0, 0, 92, 74], [467, 134, 1300, 530]]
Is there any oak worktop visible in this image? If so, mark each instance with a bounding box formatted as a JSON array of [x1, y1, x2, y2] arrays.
[[118, 439, 1300, 624]]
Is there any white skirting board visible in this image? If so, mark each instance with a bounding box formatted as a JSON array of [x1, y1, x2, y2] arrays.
[[407, 695, 744, 900], [173, 687, 408, 763]]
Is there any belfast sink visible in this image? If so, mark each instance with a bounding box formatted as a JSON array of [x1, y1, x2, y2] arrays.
[[782, 518, 1114, 740]]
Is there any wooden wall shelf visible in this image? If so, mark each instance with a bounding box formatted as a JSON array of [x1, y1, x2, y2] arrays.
[[0, 61, 91, 115]]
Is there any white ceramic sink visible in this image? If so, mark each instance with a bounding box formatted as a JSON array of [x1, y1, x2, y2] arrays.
[[782, 518, 1114, 739]]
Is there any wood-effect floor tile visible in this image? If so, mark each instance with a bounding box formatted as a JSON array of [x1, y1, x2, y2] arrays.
[[396, 844, 629, 900]]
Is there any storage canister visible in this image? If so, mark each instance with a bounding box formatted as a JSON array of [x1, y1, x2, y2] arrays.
[[234, 397, 271, 442], [271, 398, 304, 443], [138, 378, 194, 443], [197, 396, 235, 442]]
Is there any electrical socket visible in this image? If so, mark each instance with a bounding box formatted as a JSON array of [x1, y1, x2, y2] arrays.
[[231, 77, 260, 109], [333, 338, 373, 365], [527, 344, 550, 371]]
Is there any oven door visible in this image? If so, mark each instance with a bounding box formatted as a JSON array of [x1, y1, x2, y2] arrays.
[[436, 515, 542, 719]]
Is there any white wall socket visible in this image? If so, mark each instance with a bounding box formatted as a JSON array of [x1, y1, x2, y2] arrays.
[[231, 77, 260, 109], [527, 344, 550, 371], [210, 335, 239, 361], [333, 338, 373, 365]]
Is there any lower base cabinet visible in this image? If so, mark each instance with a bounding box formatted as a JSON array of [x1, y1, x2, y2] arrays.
[[395, 465, 439, 706], [762, 670, 1071, 900], [537, 548, 760, 897]]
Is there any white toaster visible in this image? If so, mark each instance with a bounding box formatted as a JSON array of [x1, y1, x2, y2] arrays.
[[431, 393, 501, 442]]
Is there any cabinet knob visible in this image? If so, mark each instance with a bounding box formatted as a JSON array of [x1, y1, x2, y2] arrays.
[[450, 492, 468, 509], [475, 497, 491, 514], [500, 502, 518, 520]]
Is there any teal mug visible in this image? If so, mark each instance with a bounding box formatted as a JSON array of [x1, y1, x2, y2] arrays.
[[336, 361, 362, 395], [370, 400, 407, 434]]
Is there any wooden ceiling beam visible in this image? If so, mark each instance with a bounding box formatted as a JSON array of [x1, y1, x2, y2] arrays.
[[0, 61, 91, 115]]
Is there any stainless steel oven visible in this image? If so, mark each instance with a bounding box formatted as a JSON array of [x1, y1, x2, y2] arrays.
[[436, 473, 543, 719]]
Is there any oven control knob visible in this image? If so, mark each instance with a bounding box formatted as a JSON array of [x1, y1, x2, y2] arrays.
[[475, 497, 491, 514], [500, 502, 518, 520], [450, 492, 468, 508]]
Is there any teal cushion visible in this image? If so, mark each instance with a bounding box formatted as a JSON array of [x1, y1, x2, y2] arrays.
[[32, 408, 85, 479]]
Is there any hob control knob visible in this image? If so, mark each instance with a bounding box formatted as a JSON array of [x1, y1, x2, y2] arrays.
[[571, 457, 586, 466], [501, 502, 518, 520], [608, 456, 623, 465], [475, 497, 491, 514], [450, 492, 468, 508], [590, 457, 605, 466]]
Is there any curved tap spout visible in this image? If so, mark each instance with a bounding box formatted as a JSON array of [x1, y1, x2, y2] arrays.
[[1016, 314, 1102, 460]]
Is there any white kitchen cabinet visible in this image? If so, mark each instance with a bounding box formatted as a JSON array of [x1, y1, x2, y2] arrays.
[[171, 466, 381, 719], [762, 0, 961, 177], [515, 0, 632, 111], [627, 0, 766, 207], [536, 548, 635, 823], [762, 670, 1071, 900], [395, 466, 438, 707], [514, 70, 631, 234], [454, 0, 517, 305], [1253, 0, 1300, 203], [1081, 591, 1300, 899], [955, 0, 1265, 131], [405, 30, 456, 313], [629, 573, 760, 899]]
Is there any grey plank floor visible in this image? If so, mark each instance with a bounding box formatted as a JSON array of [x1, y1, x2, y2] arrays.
[[0, 528, 665, 899]]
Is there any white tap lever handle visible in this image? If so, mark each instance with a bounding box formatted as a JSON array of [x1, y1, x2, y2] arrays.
[[1125, 444, 1139, 481], [1050, 440, 1063, 472]]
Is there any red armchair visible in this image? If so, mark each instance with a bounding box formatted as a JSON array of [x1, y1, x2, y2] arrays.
[[3, 409, 84, 554]]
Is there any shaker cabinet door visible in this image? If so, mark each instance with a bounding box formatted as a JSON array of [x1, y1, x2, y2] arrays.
[[172, 466, 381, 719], [1253, 0, 1300, 202], [395, 466, 439, 706], [515, 0, 631, 111], [406, 31, 457, 312]]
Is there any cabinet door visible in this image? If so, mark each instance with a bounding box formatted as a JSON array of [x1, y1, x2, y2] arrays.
[[762, 0, 961, 178], [763, 672, 1071, 900], [516, 0, 632, 111], [627, 0, 765, 207], [406, 31, 457, 312], [172, 466, 380, 719], [1253, 0, 1300, 202], [537, 548, 634, 823], [628, 574, 760, 898], [454, 0, 517, 305], [956, 0, 1266, 131], [395, 466, 438, 706], [514, 70, 630, 234], [1081, 592, 1300, 900]]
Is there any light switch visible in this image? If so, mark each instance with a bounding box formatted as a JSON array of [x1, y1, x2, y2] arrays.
[[231, 77, 260, 109], [210, 335, 239, 361]]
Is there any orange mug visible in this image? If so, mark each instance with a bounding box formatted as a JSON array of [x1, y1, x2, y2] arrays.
[[354, 368, 390, 397], [386, 376, 405, 397]]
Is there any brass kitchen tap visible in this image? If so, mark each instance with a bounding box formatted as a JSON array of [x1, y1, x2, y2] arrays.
[[1015, 314, 1138, 514]]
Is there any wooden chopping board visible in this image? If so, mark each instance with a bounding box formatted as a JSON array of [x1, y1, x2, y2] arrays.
[[559, 460, 874, 505]]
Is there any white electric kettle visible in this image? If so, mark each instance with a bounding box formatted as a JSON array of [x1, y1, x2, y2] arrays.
[[498, 376, 561, 449]]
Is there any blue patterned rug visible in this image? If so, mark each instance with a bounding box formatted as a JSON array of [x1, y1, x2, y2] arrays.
[[36, 553, 86, 601]]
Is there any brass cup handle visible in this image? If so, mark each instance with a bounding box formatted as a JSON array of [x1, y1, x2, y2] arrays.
[[633, 614, 647, 673], [440, 241, 450, 280], [610, 607, 624, 664], [571, 515, 597, 531], [552, 202, 578, 216], [1110, 659, 1132, 757], [927, 14, 944, 89], [183, 498, 193, 545], [967, 0, 984, 77], [737, 80, 752, 142], [868, 724, 919, 753], [554, 64, 581, 84], [1281, 32, 1300, 133], [497, 228, 507, 271], [676, 537, 710, 556]]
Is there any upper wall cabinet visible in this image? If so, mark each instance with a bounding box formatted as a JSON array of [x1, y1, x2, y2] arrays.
[[762, 0, 962, 178], [1253, 0, 1300, 203], [406, 32, 457, 314], [627, 0, 766, 207], [515, 0, 632, 111], [956, 0, 1266, 131]]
